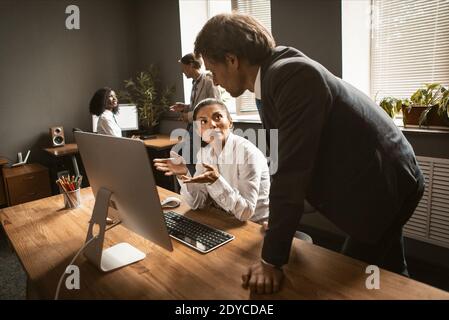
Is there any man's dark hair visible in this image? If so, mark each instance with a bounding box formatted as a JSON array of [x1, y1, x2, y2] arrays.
[[89, 87, 117, 116], [179, 53, 202, 69], [194, 13, 275, 65]]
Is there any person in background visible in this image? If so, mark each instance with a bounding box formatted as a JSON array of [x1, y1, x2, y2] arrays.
[[155, 98, 270, 223], [89, 87, 122, 137], [194, 13, 424, 294], [169, 53, 222, 174]]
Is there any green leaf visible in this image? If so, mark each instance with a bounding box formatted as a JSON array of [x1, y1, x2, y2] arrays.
[[418, 106, 434, 127]]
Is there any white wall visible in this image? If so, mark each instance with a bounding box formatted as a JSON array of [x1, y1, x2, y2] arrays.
[[178, 0, 232, 104], [341, 0, 371, 96]]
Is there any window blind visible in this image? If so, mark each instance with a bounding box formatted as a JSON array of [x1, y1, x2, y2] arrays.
[[371, 0, 449, 101], [231, 0, 272, 114]]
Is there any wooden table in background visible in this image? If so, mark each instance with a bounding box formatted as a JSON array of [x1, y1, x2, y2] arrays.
[[43, 135, 181, 193], [142, 134, 180, 150], [142, 134, 181, 192], [43, 143, 82, 189], [1, 187, 448, 300]]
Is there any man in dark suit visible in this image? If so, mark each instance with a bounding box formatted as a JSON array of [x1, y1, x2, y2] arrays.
[[194, 13, 424, 295]]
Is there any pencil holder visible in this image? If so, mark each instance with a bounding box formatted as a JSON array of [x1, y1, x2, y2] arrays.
[[63, 188, 81, 209]]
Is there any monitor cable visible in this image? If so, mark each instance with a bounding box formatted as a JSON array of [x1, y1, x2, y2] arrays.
[[54, 220, 121, 300]]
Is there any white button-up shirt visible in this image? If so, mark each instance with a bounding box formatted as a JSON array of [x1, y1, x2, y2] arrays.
[[97, 109, 122, 137], [178, 133, 270, 222]]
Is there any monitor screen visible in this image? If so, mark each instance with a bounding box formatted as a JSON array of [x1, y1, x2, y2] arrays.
[[92, 104, 139, 132]]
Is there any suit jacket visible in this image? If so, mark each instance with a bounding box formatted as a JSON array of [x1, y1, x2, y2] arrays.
[[260, 46, 423, 267]]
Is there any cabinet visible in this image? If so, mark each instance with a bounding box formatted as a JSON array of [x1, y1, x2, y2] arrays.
[[2, 163, 51, 206], [0, 157, 9, 206]]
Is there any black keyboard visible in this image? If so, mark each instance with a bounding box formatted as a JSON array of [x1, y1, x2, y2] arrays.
[[164, 211, 234, 253]]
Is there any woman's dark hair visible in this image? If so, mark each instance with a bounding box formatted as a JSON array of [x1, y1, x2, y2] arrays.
[[194, 13, 275, 65], [89, 87, 117, 116], [193, 98, 232, 123]]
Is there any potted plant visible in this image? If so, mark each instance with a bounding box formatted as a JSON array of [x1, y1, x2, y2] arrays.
[[379, 96, 403, 119], [118, 66, 175, 134], [403, 83, 449, 127], [379, 83, 449, 129]]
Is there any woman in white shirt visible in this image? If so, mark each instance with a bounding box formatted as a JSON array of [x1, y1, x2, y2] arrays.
[[154, 98, 270, 222], [89, 87, 122, 137]]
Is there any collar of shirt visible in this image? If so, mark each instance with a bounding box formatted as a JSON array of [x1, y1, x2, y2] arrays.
[[254, 67, 262, 100], [193, 72, 204, 85], [200, 132, 236, 165]]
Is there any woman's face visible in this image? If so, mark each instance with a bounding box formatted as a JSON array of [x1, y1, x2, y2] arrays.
[[106, 90, 118, 110], [195, 104, 232, 145]]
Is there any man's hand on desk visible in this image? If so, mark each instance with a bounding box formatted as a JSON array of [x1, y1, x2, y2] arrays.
[[241, 261, 284, 294]]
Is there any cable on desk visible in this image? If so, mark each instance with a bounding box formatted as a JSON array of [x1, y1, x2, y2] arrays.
[[54, 220, 122, 300]]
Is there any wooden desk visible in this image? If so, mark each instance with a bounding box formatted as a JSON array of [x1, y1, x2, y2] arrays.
[[1, 187, 448, 300], [43, 135, 179, 155], [44, 143, 79, 157], [142, 134, 181, 192], [44, 143, 81, 178], [142, 134, 180, 150], [43, 135, 179, 172], [43, 135, 179, 193]]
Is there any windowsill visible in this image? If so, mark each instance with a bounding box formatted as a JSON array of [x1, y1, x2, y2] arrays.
[[163, 113, 448, 133], [230, 113, 261, 124], [394, 117, 449, 134], [400, 126, 449, 134]]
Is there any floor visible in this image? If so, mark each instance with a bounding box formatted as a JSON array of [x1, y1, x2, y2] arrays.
[[1, 224, 448, 299], [0, 227, 26, 299]]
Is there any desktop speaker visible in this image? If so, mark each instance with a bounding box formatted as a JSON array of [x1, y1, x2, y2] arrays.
[[50, 126, 65, 147]]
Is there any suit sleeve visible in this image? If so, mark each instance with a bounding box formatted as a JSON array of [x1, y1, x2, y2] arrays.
[[261, 62, 332, 267]]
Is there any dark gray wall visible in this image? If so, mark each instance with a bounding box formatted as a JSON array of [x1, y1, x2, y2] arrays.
[[0, 0, 136, 163], [271, 0, 342, 77], [134, 0, 183, 103], [403, 131, 449, 159]]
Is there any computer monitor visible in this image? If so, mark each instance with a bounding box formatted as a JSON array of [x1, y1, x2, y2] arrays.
[[92, 104, 139, 132], [74, 131, 173, 272]]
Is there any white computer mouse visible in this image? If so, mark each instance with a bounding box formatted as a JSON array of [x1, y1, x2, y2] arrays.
[[161, 196, 181, 208]]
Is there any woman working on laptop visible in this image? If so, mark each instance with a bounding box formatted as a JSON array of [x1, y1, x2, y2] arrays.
[[89, 87, 122, 137], [154, 98, 269, 223]]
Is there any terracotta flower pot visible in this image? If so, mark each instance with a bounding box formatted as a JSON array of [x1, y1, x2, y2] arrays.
[[401, 105, 449, 128]]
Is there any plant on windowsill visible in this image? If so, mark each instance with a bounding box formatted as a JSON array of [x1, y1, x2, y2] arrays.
[[118, 66, 175, 135], [379, 83, 449, 129]]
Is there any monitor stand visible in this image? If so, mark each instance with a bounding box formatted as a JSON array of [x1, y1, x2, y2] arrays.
[[83, 187, 145, 272]]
